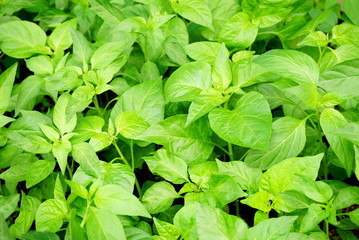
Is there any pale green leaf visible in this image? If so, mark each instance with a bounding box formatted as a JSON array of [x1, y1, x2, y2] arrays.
[[26, 160, 56, 188], [142, 182, 177, 214], [48, 18, 77, 51], [35, 199, 68, 232], [0, 63, 17, 115]]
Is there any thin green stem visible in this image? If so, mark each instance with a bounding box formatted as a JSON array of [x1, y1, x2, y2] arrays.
[[228, 142, 234, 161], [66, 164, 73, 180], [103, 97, 119, 112], [238, 149, 250, 162], [80, 200, 92, 228], [112, 140, 142, 197], [235, 199, 240, 217], [93, 95, 103, 117]]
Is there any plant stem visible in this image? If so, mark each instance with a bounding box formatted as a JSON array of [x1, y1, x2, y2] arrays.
[[93, 95, 103, 117], [80, 200, 92, 228], [235, 199, 240, 217], [228, 142, 234, 161], [112, 140, 142, 197]]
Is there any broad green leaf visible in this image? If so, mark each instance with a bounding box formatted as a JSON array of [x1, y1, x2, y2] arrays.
[[26, 55, 53, 76], [319, 45, 359, 72], [137, 115, 214, 164], [349, 208, 359, 226], [15, 75, 44, 116], [246, 216, 297, 240], [0, 214, 13, 240], [0, 63, 17, 115], [88, 0, 124, 25], [0, 20, 49, 58], [275, 190, 311, 212], [142, 181, 178, 214], [72, 116, 104, 143], [115, 111, 150, 139], [94, 184, 150, 218], [293, 176, 333, 203], [52, 138, 72, 174], [241, 191, 272, 212], [53, 92, 77, 135], [143, 149, 189, 184], [91, 39, 134, 69], [300, 204, 328, 233], [331, 23, 359, 47], [319, 59, 359, 98], [38, 124, 60, 142], [253, 50, 319, 85], [259, 154, 323, 193], [163, 36, 189, 66], [332, 186, 359, 209], [170, 0, 213, 30], [153, 218, 180, 240], [219, 12, 258, 49], [164, 62, 212, 103], [209, 92, 272, 150], [212, 44, 231, 90], [35, 199, 68, 232], [72, 142, 101, 177], [245, 117, 307, 169], [0, 194, 20, 219], [48, 18, 77, 51], [174, 202, 248, 240], [216, 159, 262, 192], [251, 5, 292, 28], [26, 160, 56, 188], [189, 161, 218, 188], [66, 210, 87, 240], [0, 115, 14, 128], [22, 231, 60, 240], [321, 92, 346, 107], [65, 180, 88, 199], [320, 108, 354, 175], [342, 0, 359, 26], [355, 146, 359, 181], [141, 61, 161, 82], [86, 207, 126, 240], [71, 28, 93, 68], [297, 31, 328, 48], [0, 154, 37, 182], [186, 88, 229, 126], [204, 174, 246, 208], [111, 79, 164, 125], [101, 162, 135, 193], [332, 122, 359, 145], [185, 42, 222, 64]]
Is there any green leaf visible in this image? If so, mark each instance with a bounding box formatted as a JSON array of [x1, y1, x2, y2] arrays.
[[143, 149, 189, 184], [216, 159, 262, 192], [332, 186, 359, 209], [91, 39, 134, 70], [0, 115, 14, 128], [174, 202, 248, 240], [88, 0, 124, 25], [355, 146, 359, 181], [0, 214, 13, 240], [71, 28, 93, 68], [219, 12, 258, 49], [115, 111, 150, 139], [189, 161, 218, 188], [293, 176, 333, 203], [137, 115, 214, 164], [204, 174, 246, 208], [72, 116, 104, 143], [0, 20, 49, 58], [86, 207, 126, 240], [333, 122, 359, 146], [101, 162, 135, 193], [22, 231, 60, 240], [53, 92, 77, 135], [15, 75, 44, 116], [48, 18, 77, 51], [164, 62, 212, 103], [0, 154, 37, 182], [209, 92, 272, 150], [331, 23, 359, 47], [0, 63, 17, 115], [297, 31, 329, 48], [72, 142, 101, 177], [259, 154, 323, 194], [241, 191, 272, 212], [170, 0, 213, 30], [300, 204, 328, 233], [142, 181, 178, 214], [186, 88, 229, 126], [320, 108, 354, 175], [94, 184, 150, 218], [38, 124, 60, 142], [26, 160, 56, 188], [212, 44, 231, 90], [319, 59, 359, 98], [245, 116, 307, 169], [185, 41, 222, 64], [52, 138, 72, 174], [342, 0, 359, 26], [35, 199, 68, 232], [153, 218, 180, 240], [111, 79, 164, 125], [26, 55, 53, 76], [254, 50, 319, 85], [65, 180, 88, 199], [246, 216, 297, 240], [0, 194, 20, 219]]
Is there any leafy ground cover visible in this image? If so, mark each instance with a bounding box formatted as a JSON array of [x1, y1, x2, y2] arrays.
[[1, 0, 359, 239]]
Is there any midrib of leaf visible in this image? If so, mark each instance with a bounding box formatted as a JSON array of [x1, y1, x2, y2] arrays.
[[152, 161, 188, 181]]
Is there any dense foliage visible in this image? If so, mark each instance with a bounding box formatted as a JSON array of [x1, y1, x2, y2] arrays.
[[1, 0, 359, 239]]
